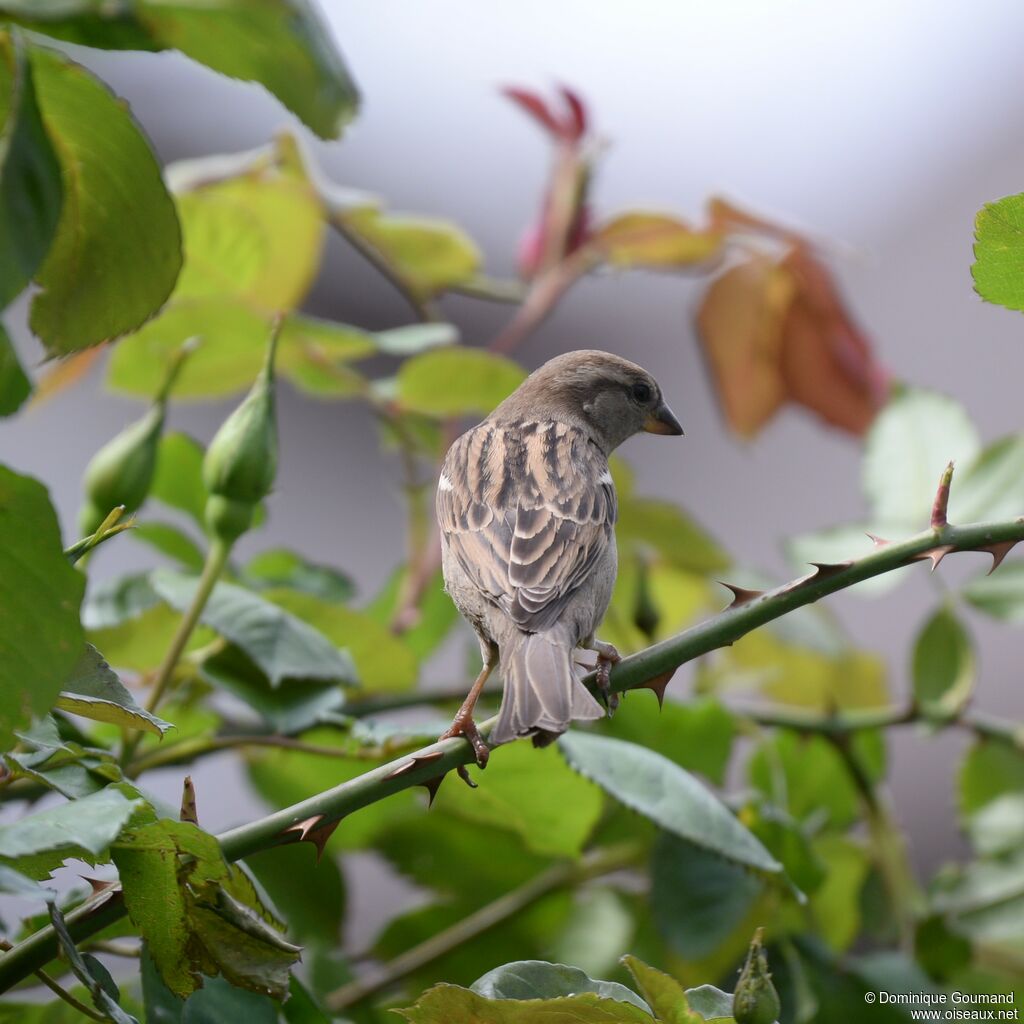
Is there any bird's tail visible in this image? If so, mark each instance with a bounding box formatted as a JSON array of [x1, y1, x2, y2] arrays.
[[490, 630, 605, 745]]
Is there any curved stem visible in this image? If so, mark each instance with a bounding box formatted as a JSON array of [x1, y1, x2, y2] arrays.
[[4, 516, 1024, 992]]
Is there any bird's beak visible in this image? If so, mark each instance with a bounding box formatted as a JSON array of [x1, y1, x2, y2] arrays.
[[643, 402, 684, 436]]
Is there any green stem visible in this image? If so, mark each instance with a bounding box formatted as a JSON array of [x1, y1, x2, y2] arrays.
[[145, 537, 231, 715], [120, 537, 232, 766], [325, 842, 642, 1010], [5, 516, 1024, 991], [30, 967, 107, 1021]]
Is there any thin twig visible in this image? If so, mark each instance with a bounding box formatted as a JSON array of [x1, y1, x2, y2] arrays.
[[31, 967, 106, 1021], [326, 842, 642, 1010]]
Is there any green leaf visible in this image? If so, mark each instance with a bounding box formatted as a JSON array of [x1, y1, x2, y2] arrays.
[[958, 739, 1024, 817], [432, 741, 603, 859], [182, 976, 280, 1024], [172, 140, 321, 310], [863, 390, 980, 526], [965, 793, 1024, 856], [911, 606, 974, 718], [281, 975, 331, 1024], [276, 314, 372, 399], [808, 834, 870, 952], [397, 346, 525, 417], [109, 297, 271, 399], [199, 643, 344, 733], [617, 497, 730, 574], [595, 212, 722, 269], [0, 29, 62, 309], [244, 842, 344, 946], [110, 137, 325, 399], [48, 902, 140, 1023], [558, 732, 782, 874], [3, 2, 358, 139], [341, 207, 480, 298], [471, 961, 652, 1012], [0, 863, 54, 901], [365, 565, 459, 662], [56, 642, 173, 735], [0, 323, 30, 414], [620, 955, 703, 1024], [266, 589, 415, 693], [650, 832, 763, 960], [397, 984, 657, 1023], [0, 464, 84, 751], [245, 548, 354, 603], [551, 887, 634, 980], [375, 322, 459, 355], [4, 713, 123, 798], [151, 432, 208, 526], [27, 43, 181, 354], [684, 986, 736, 1022], [132, 521, 205, 571], [0, 785, 145, 877], [151, 570, 357, 687], [963, 561, 1024, 622], [972, 193, 1024, 312], [113, 817, 300, 999], [747, 731, 861, 829], [950, 435, 1024, 521], [603, 695, 735, 785]]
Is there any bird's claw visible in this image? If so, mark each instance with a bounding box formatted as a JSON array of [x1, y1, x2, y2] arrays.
[[438, 713, 490, 772], [593, 640, 621, 714], [456, 764, 478, 788]]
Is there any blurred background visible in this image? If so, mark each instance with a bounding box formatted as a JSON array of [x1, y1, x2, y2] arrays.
[[4, 0, 1024, 941]]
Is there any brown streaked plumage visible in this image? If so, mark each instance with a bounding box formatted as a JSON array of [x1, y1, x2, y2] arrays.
[[436, 350, 683, 766]]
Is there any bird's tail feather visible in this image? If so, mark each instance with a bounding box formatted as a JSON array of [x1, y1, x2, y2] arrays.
[[491, 631, 604, 745]]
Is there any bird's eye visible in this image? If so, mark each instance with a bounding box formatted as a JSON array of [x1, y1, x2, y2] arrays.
[[631, 382, 652, 403]]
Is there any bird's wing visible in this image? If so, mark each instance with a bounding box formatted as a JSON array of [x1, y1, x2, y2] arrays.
[[436, 420, 616, 633]]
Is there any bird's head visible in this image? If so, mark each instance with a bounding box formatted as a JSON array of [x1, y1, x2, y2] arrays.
[[492, 349, 683, 453]]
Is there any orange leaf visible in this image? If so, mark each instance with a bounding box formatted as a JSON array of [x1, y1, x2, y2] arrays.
[[696, 255, 796, 438], [778, 249, 888, 436]]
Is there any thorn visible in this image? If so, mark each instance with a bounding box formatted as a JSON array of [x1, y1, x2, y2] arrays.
[[306, 820, 341, 863], [914, 544, 954, 572], [385, 750, 445, 781], [808, 561, 853, 579], [718, 581, 765, 608], [979, 540, 1018, 574], [282, 814, 339, 863], [931, 461, 955, 529], [283, 814, 325, 842], [866, 533, 890, 547], [80, 876, 118, 896], [641, 668, 677, 709], [418, 773, 446, 806], [179, 775, 198, 824], [384, 758, 419, 781], [456, 764, 478, 788]]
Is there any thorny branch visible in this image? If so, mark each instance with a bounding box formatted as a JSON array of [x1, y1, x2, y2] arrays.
[[4, 495, 1024, 991]]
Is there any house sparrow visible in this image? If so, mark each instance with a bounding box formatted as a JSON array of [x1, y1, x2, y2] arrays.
[[436, 350, 683, 768]]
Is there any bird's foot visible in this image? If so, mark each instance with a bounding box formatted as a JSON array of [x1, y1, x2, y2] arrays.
[[592, 640, 621, 714], [438, 712, 490, 776]]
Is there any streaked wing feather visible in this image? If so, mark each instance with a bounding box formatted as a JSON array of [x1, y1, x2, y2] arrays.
[[437, 420, 615, 633]]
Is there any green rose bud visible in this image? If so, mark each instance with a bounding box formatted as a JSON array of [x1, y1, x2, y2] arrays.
[[733, 928, 781, 1024], [78, 341, 194, 536], [202, 321, 281, 542]]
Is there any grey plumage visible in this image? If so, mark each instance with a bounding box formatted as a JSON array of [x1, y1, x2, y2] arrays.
[[437, 350, 682, 750]]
